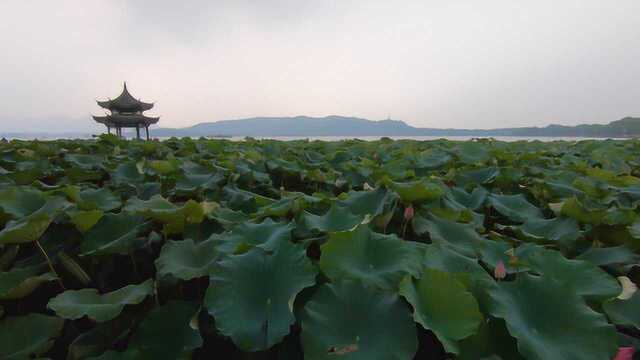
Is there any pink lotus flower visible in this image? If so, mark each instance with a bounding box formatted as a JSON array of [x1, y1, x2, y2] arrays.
[[494, 260, 507, 280], [613, 347, 634, 360], [404, 205, 414, 221]]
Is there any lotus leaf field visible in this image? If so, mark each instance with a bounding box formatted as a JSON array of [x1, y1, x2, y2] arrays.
[[1, 135, 640, 359]]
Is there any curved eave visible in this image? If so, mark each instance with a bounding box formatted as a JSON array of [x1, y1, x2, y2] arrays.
[[92, 114, 160, 127]]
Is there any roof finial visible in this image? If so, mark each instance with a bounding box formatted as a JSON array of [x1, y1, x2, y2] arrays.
[[123, 81, 127, 90]]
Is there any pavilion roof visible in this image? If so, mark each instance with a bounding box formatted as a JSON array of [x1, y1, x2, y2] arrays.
[[96, 82, 154, 112]]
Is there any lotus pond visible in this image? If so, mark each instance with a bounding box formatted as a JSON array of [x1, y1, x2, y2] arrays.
[[0, 135, 639, 359]]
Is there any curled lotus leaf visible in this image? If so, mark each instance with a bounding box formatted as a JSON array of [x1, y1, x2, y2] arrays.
[[301, 280, 418, 360], [0, 196, 68, 245], [399, 268, 483, 354], [412, 215, 485, 258], [0, 186, 47, 218], [0, 265, 57, 300], [48, 279, 153, 322], [488, 194, 542, 223], [514, 216, 580, 248], [213, 218, 294, 255], [68, 209, 104, 233], [0, 313, 65, 360], [80, 213, 152, 256], [527, 249, 621, 302], [487, 273, 618, 360], [386, 179, 445, 203], [302, 204, 364, 233], [155, 239, 219, 280], [337, 187, 395, 217], [204, 241, 317, 351], [602, 291, 640, 329], [93, 301, 202, 359], [576, 245, 639, 266], [319, 225, 422, 290]]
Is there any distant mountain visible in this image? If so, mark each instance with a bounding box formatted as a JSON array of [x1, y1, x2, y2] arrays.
[[153, 115, 640, 138]]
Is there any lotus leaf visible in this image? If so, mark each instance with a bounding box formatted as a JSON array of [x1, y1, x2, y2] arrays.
[[0, 313, 64, 360], [155, 239, 219, 280], [301, 280, 418, 360], [319, 225, 422, 290], [204, 241, 316, 351], [399, 268, 483, 354], [487, 274, 618, 360], [48, 279, 153, 322]]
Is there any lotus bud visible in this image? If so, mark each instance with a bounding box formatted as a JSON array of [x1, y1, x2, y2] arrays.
[[494, 260, 507, 280], [404, 205, 414, 221], [613, 347, 634, 360]]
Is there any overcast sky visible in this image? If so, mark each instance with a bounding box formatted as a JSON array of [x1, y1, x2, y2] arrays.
[[1, 1, 639, 132]]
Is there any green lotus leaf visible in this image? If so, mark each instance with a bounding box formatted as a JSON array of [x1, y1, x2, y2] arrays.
[[67, 313, 136, 360], [76, 188, 121, 212], [68, 209, 104, 232], [148, 159, 180, 175], [478, 241, 542, 274], [560, 197, 607, 224], [204, 241, 317, 351], [456, 167, 500, 186], [48, 279, 153, 322], [0, 313, 65, 360], [513, 216, 580, 248], [155, 239, 219, 280], [422, 243, 492, 284], [319, 225, 422, 290], [94, 301, 202, 359], [301, 280, 418, 360], [447, 186, 488, 211], [213, 218, 294, 255], [412, 215, 485, 257], [65, 154, 104, 169], [207, 206, 249, 230], [0, 186, 47, 218], [457, 318, 523, 360], [302, 204, 364, 233], [456, 142, 490, 164], [174, 173, 224, 194], [0, 265, 57, 300], [527, 249, 621, 302], [80, 213, 151, 256], [337, 187, 394, 217], [399, 268, 483, 354], [487, 274, 618, 360], [124, 195, 204, 234], [112, 161, 144, 185], [576, 245, 639, 266], [488, 194, 542, 223], [0, 196, 68, 245], [387, 179, 444, 203], [602, 291, 640, 329], [123, 195, 181, 222]]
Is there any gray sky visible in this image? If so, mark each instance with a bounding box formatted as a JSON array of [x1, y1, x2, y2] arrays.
[[1, 1, 639, 132]]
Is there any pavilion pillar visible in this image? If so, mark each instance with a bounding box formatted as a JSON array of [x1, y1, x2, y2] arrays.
[[136, 125, 140, 139], [145, 126, 150, 141], [107, 126, 111, 135]]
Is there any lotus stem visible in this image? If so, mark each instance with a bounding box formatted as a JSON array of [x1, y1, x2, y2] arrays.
[[35, 240, 65, 290]]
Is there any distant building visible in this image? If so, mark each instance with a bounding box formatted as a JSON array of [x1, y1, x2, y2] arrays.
[[92, 82, 159, 139]]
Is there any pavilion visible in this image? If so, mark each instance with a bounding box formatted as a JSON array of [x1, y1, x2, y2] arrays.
[[92, 82, 159, 139]]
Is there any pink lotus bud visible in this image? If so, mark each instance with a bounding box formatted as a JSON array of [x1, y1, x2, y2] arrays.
[[404, 205, 414, 221], [494, 260, 507, 280], [613, 347, 634, 360]]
